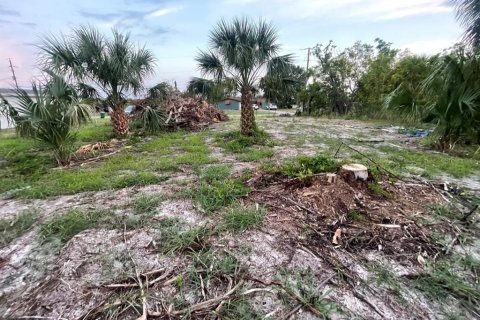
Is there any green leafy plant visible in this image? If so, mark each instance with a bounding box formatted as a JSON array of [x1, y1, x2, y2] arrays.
[[0, 74, 92, 165]]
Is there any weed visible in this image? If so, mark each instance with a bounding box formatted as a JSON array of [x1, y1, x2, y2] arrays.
[[412, 262, 480, 312], [220, 296, 262, 320], [223, 204, 266, 232], [193, 179, 250, 213], [278, 270, 340, 319], [132, 193, 165, 214], [428, 205, 458, 220], [0, 209, 38, 247], [216, 130, 269, 153], [347, 210, 366, 222], [40, 209, 101, 243], [236, 147, 274, 162], [366, 262, 404, 300], [158, 224, 212, 254], [200, 165, 231, 183], [368, 182, 393, 199], [266, 154, 338, 178]]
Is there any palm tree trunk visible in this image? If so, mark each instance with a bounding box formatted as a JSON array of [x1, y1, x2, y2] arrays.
[[240, 89, 255, 135], [111, 105, 129, 137]]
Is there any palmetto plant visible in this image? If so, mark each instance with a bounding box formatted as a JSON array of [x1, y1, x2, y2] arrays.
[[40, 26, 156, 137], [0, 74, 92, 165], [423, 46, 480, 149], [452, 0, 480, 47], [196, 17, 293, 135]]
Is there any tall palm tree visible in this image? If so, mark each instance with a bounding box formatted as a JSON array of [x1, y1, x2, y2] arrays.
[[452, 0, 480, 47], [0, 74, 92, 165], [196, 18, 293, 135], [40, 26, 156, 136]]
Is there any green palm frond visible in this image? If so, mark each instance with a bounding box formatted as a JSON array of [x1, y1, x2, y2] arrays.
[[452, 0, 480, 47], [3, 74, 93, 164]]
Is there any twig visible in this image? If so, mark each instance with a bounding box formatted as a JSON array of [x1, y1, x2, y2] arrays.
[[122, 223, 147, 320], [462, 205, 478, 222], [282, 196, 319, 215]]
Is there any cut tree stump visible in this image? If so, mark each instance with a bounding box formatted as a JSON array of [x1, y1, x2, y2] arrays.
[[339, 164, 369, 183]]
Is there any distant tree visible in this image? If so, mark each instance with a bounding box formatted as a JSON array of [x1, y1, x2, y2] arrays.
[[261, 65, 307, 108], [357, 39, 399, 116], [310, 41, 353, 114], [187, 77, 236, 103], [0, 74, 92, 165], [452, 0, 480, 47], [384, 55, 435, 123], [40, 26, 156, 137], [197, 17, 293, 135]]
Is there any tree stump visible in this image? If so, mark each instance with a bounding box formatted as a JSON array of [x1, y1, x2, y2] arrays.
[[338, 164, 369, 185]]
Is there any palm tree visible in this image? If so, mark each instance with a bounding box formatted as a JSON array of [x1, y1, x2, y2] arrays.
[[0, 74, 92, 165], [196, 18, 293, 135], [187, 77, 236, 103], [40, 26, 156, 136], [422, 46, 480, 149], [452, 0, 480, 47]]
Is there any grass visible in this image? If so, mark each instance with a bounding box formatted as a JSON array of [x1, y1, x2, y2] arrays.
[[187, 165, 250, 213], [367, 145, 480, 178], [158, 223, 212, 254], [0, 209, 38, 247], [412, 261, 480, 315], [194, 179, 250, 213], [236, 147, 274, 162], [278, 270, 340, 319], [223, 204, 266, 232], [132, 193, 166, 214], [368, 182, 393, 199], [1, 127, 212, 198], [199, 165, 231, 183], [214, 127, 274, 163], [40, 209, 102, 243]]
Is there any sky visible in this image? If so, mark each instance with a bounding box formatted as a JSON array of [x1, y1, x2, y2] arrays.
[[0, 0, 463, 91]]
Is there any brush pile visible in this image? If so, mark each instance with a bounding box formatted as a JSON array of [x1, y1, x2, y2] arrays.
[[165, 94, 228, 130]]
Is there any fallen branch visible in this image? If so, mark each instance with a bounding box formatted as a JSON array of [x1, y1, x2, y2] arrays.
[[282, 196, 319, 215], [148, 280, 245, 317]]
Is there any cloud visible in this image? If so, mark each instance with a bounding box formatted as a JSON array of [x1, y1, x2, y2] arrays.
[[79, 11, 122, 21], [0, 5, 20, 16], [222, 0, 452, 21], [147, 6, 183, 18], [402, 38, 458, 55], [351, 0, 452, 21]]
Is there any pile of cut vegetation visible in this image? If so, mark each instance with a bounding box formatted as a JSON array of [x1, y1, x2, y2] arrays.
[[245, 157, 450, 264], [165, 94, 229, 130]]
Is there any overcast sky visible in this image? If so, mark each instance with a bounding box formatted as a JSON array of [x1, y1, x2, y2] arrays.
[[0, 0, 462, 90]]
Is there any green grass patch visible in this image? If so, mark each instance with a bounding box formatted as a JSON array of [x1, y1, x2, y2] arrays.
[[216, 130, 269, 153], [236, 147, 274, 162], [412, 262, 480, 313], [40, 209, 102, 243], [132, 193, 166, 214], [158, 224, 212, 254], [376, 145, 480, 178], [200, 165, 231, 184], [223, 204, 266, 232], [0, 210, 38, 247], [194, 179, 250, 213]]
